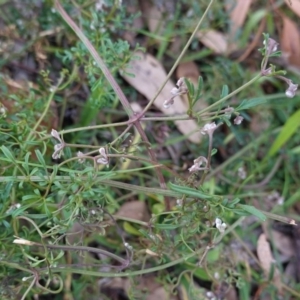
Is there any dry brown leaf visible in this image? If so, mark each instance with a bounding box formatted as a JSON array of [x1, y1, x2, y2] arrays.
[[257, 234, 282, 292], [140, 2, 165, 35], [285, 0, 300, 18], [146, 286, 177, 300], [226, 0, 252, 36], [280, 15, 300, 67], [122, 52, 201, 143], [176, 61, 199, 85], [197, 30, 228, 54], [116, 200, 150, 222], [269, 230, 294, 259], [123, 0, 144, 45]]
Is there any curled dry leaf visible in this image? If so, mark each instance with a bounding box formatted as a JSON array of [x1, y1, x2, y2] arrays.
[[257, 234, 282, 293], [280, 14, 300, 67], [121, 52, 201, 143], [284, 0, 300, 18]]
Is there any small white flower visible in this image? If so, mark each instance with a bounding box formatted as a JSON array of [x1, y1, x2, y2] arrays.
[[124, 242, 133, 250], [214, 272, 220, 280], [90, 22, 95, 30], [95, 0, 105, 11], [0, 106, 7, 118], [200, 122, 217, 135], [176, 77, 185, 87], [163, 98, 175, 109], [6, 203, 21, 214], [264, 38, 279, 54], [285, 81, 298, 98], [215, 218, 227, 233], [237, 167, 247, 179], [266, 191, 284, 205], [277, 196, 284, 205], [188, 156, 208, 172], [176, 199, 183, 207], [51, 129, 65, 160], [77, 151, 85, 164], [22, 277, 30, 282], [234, 116, 244, 125], [170, 87, 180, 96], [163, 78, 188, 109], [97, 147, 109, 165], [224, 106, 234, 118], [261, 67, 273, 76], [52, 143, 64, 159], [51, 129, 62, 142]]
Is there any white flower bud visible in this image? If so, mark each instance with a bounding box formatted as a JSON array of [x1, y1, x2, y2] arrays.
[[285, 81, 298, 98], [200, 122, 217, 135]]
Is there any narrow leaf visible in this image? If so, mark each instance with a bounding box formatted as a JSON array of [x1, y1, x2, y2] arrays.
[[220, 85, 229, 98], [35, 150, 46, 169], [168, 182, 214, 200], [1, 146, 15, 162], [268, 109, 300, 157], [238, 204, 266, 221]]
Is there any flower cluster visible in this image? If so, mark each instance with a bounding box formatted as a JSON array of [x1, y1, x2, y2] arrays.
[[215, 217, 227, 233], [262, 37, 298, 98], [200, 122, 217, 135], [266, 190, 284, 205], [163, 77, 188, 109], [234, 115, 244, 125], [237, 166, 247, 180], [97, 147, 109, 165], [264, 37, 279, 56], [285, 79, 298, 98], [188, 156, 208, 172], [51, 129, 65, 159], [77, 151, 85, 164]]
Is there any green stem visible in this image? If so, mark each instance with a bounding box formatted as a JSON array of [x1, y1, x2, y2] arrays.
[[27, 76, 64, 141], [43, 249, 202, 277], [197, 73, 261, 116]]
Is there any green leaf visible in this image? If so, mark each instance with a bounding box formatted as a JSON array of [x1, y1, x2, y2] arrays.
[[168, 182, 214, 200], [123, 222, 141, 236], [152, 203, 165, 214], [35, 150, 46, 169], [1, 145, 15, 162], [195, 76, 203, 100], [220, 85, 229, 98], [228, 198, 240, 208], [238, 204, 266, 221], [268, 109, 300, 157], [22, 152, 31, 174], [236, 98, 269, 111]]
